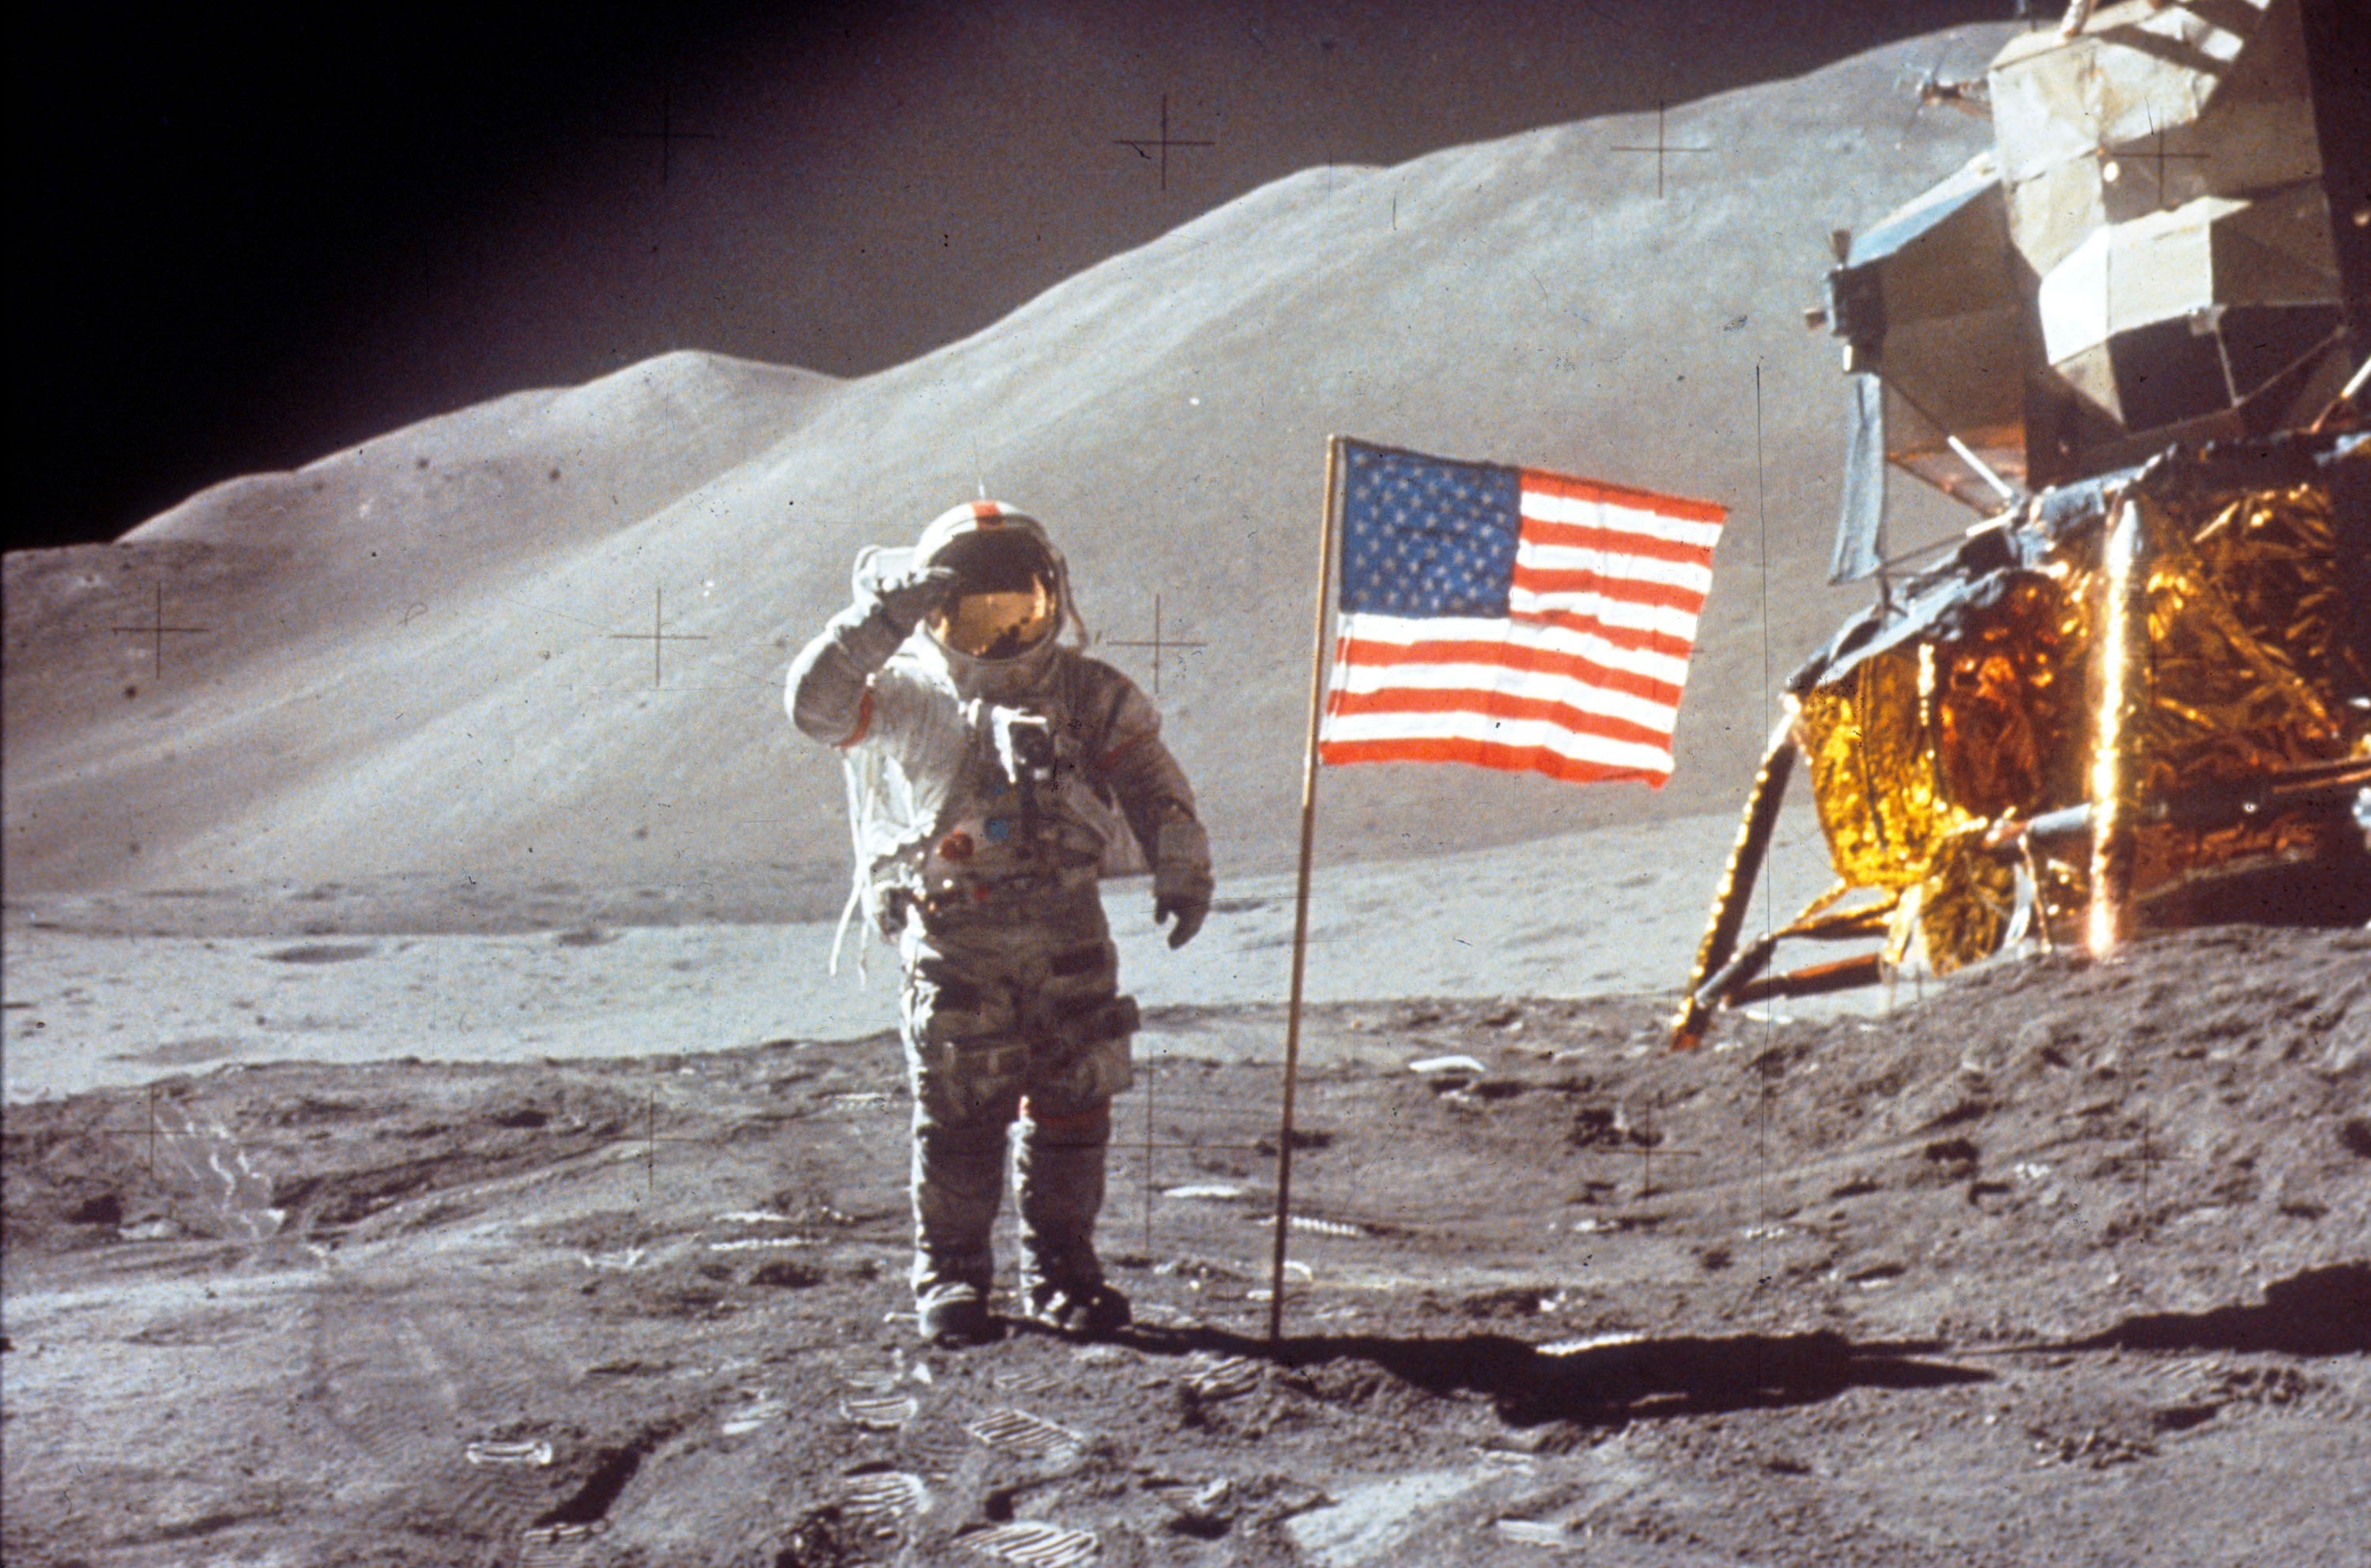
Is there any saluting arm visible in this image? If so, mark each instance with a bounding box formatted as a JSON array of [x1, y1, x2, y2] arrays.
[[786, 550, 954, 744]]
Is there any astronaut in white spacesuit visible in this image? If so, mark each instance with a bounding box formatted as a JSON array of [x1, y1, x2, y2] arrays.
[[786, 500, 1213, 1348]]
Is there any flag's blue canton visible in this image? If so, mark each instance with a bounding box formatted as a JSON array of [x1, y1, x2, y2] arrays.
[[1338, 443, 1521, 617]]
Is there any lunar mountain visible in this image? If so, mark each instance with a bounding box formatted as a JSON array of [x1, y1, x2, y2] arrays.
[[2, 25, 2016, 914]]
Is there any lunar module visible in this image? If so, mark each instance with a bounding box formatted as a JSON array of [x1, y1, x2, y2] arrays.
[[1674, 0, 2369, 1046]]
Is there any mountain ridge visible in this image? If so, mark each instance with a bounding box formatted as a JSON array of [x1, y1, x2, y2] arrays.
[[5, 25, 2013, 903]]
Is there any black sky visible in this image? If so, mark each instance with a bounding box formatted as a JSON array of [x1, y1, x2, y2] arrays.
[[9, 0, 2010, 550]]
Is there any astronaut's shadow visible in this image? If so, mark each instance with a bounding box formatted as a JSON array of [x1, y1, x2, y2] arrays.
[[1077, 1320, 1990, 1428]]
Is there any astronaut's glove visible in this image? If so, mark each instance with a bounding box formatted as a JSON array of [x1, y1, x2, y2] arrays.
[[852, 546, 958, 640], [1152, 818, 1214, 950], [1155, 895, 1208, 949]]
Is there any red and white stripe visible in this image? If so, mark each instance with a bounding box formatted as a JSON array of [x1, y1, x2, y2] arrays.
[[1318, 473, 1724, 786]]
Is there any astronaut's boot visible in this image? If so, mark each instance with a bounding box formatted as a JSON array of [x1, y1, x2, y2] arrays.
[[1016, 1099, 1129, 1336], [910, 1118, 1008, 1348]]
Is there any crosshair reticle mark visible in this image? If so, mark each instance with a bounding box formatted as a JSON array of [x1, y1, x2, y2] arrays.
[[624, 1074, 712, 1198], [1100, 593, 1207, 696], [1110, 1076, 1310, 1262], [1573, 1118, 1704, 1200], [110, 586, 211, 676], [1627, 1138, 1702, 1201], [2123, 1103, 2194, 1227], [1114, 95, 1213, 191], [81, 1084, 168, 1178], [608, 587, 711, 688], [74, 1088, 282, 1241], [2122, 112, 2210, 211], [1610, 100, 1714, 198], [604, 90, 719, 186]]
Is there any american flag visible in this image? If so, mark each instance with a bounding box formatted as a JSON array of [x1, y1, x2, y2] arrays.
[[1318, 440, 1726, 786]]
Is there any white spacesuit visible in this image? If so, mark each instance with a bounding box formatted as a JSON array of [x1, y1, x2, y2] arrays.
[[786, 500, 1213, 1347]]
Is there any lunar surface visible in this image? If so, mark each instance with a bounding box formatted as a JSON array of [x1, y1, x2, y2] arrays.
[[6, 21, 2368, 1568], [5, 914, 2368, 1567]]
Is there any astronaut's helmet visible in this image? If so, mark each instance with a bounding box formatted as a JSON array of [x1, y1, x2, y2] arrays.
[[915, 502, 1065, 663]]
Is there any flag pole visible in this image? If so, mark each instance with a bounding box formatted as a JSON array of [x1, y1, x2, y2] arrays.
[[1268, 433, 1344, 1345]]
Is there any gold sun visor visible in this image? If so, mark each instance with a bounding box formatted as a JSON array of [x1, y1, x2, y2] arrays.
[[930, 585, 1060, 660], [924, 529, 1061, 661]]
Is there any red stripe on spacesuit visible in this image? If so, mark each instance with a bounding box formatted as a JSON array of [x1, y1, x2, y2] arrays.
[[971, 500, 1004, 523], [838, 688, 875, 748], [1021, 1099, 1111, 1134], [1093, 731, 1153, 774]]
